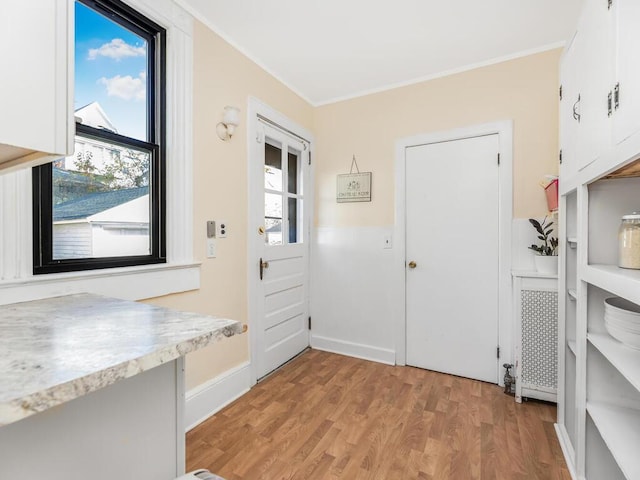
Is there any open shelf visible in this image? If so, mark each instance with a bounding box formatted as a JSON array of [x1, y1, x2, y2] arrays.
[[584, 265, 640, 307], [588, 333, 640, 393], [587, 402, 640, 480], [604, 157, 640, 180]]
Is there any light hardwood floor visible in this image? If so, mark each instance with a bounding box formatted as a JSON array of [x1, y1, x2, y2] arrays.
[[186, 350, 570, 479]]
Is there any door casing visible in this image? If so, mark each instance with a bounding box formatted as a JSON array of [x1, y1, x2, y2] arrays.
[[247, 97, 315, 386], [393, 121, 513, 385]]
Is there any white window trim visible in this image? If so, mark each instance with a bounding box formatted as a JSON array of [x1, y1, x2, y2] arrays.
[[0, 0, 197, 306]]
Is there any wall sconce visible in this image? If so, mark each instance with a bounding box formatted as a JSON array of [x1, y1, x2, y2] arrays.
[[216, 106, 240, 141]]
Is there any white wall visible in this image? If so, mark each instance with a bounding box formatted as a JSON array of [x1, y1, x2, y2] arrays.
[[310, 218, 558, 369], [310, 226, 396, 364]]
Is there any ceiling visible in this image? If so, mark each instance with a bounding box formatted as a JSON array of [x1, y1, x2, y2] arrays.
[[177, 0, 583, 106]]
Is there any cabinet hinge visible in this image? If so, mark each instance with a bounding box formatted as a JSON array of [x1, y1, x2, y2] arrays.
[[608, 90, 613, 117], [559, 85, 563, 100], [559, 149, 563, 165], [614, 83, 620, 110], [308, 316, 311, 330], [497, 153, 500, 165], [308, 152, 311, 165], [497, 346, 500, 359]]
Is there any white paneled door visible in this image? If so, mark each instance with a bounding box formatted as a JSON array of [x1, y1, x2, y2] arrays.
[[253, 121, 310, 380], [405, 134, 500, 383]]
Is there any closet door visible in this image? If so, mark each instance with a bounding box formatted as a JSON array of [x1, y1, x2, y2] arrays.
[[405, 134, 500, 383]]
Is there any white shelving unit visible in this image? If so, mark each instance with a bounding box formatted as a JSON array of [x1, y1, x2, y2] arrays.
[[557, 1, 640, 478]]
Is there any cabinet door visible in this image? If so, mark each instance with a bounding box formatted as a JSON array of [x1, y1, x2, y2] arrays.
[[560, 32, 579, 180], [612, 0, 640, 145], [575, 0, 613, 171], [0, 0, 73, 170]]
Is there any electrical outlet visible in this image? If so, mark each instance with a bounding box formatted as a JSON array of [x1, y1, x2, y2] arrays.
[[206, 238, 216, 258], [383, 234, 393, 249], [217, 220, 227, 238]]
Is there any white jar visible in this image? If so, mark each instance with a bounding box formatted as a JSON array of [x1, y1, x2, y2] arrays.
[[619, 213, 640, 269]]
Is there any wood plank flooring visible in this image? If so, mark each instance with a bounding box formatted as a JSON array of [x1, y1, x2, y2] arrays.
[[186, 350, 570, 479]]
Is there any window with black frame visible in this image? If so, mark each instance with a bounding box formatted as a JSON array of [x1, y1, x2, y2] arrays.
[[32, 0, 166, 274]]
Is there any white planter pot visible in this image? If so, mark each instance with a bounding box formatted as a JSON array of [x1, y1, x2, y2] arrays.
[[534, 255, 558, 275]]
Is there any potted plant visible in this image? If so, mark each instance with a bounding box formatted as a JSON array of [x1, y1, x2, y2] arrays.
[[528, 216, 559, 274]]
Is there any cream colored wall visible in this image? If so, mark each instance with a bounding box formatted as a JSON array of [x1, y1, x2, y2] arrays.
[[314, 48, 561, 227], [144, 21, 313, 391]]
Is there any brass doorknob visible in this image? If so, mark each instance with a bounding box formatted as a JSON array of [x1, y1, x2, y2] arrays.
[[408, 261, 417, 269]]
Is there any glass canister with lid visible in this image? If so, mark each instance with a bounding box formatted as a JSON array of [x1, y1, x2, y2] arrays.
[[619, 212, 640, 269]]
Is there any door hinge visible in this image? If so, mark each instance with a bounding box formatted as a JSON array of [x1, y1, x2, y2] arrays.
[[559, 85, 563, 100], [308, 316, 311, 330], [608, 0, 612, 10], [308, 152, 311, 165], [559, 149, 563, 165], [497, 346, 500, 358], [497, 153, 500, 165], [608, 90, 613, 117], [614, 82, 620, 110]]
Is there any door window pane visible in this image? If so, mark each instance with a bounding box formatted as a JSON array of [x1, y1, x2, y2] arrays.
[[288, 150, 299, 194], [265, 192, 283, 246], [265, 143, 282, 191], [52, 137, 151, 259], [288, 198, 301, 244]]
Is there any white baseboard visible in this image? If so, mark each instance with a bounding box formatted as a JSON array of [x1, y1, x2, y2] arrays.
[[184, 361, 251, 432], [311, 335, 395, 365], [554, 423, 579, 480]]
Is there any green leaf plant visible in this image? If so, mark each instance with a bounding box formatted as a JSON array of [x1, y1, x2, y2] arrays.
[[528, 216, 559, 256]]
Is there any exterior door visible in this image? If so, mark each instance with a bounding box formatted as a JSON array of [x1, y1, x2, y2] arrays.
[[253, 121, 310, 380], [405, 134, 500, 383]]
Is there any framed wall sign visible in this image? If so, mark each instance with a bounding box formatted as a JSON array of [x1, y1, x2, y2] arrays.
[[337, 155, 372, 203]]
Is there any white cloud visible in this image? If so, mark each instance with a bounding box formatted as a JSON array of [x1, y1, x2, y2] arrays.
[[88, 38, 146, 61], [98, 72, 146, 101]]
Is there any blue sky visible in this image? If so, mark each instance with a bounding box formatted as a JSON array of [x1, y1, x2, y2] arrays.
[[75, 1, 147, 140]]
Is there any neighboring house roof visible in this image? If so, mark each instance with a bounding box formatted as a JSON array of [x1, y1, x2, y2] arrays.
[[88, 194, 149, 224], [54, 186, 148, 221], [53, 167, 107, 189], [75, 101, 117, 133]]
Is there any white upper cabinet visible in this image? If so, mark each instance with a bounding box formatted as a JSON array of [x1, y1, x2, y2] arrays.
[[559, 0, 613, 184], [559, 32, 579, 180], [574, 0, 612, 171], [560, 0, 640, 190], [612, 0, 640, 146], [0, 0, 74, 173]]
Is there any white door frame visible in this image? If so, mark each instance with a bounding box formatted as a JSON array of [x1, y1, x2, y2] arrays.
[[247, 97, 315, 386], [393, 120, 513, 384]]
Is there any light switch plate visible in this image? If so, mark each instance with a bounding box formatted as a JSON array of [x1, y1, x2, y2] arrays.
[[206, 238, 216, 258]]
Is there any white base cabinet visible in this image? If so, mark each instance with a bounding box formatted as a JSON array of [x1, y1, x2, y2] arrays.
[[0, 360, 186, 480]]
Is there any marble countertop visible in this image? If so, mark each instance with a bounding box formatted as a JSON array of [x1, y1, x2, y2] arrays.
[[0, 293, 242, 427]]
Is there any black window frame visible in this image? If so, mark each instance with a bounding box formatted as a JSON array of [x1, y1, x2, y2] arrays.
[[32, 0, 166, 275]]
